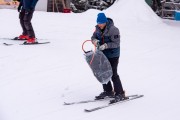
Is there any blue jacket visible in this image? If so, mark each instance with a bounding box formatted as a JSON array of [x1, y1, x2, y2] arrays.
[[19, 0, 38, 10], [91, 18, 120, 58]]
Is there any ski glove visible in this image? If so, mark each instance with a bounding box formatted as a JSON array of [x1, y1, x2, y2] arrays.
[[92, 39, 99, 47], [17, 5, 21, 12], [99, 43, 108, 51]]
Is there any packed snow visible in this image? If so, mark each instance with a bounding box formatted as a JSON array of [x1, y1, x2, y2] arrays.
[[0, 0, 180, 120]]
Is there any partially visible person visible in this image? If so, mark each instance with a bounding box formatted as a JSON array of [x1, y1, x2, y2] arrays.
[[16, 0, 39, 44]]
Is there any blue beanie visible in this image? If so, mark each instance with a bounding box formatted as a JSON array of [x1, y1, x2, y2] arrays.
[[96, 13, 107, 24]]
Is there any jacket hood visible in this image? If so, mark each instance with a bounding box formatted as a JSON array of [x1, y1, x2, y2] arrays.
[[106, 18, 114, 28]]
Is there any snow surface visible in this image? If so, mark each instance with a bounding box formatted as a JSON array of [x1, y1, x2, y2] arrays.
[[0, 0, 180, 120]]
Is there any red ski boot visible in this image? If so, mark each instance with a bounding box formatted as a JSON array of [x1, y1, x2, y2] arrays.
[[13, 35, 29, 40], [26, 37, 37, 44]]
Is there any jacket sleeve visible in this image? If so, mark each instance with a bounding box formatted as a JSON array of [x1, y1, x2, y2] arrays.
[[106, 26, 120, 49], [91, 28, 98, 42]]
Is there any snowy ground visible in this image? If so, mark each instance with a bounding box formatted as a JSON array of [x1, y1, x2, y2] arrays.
[[0, 0, 180, 120]]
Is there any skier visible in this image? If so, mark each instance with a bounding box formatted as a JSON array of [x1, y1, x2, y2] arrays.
[[16, 0, 39, 43], [91, 13, 126, 103]]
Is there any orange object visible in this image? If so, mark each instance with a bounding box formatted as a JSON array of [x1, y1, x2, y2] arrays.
[[82, 40, 96, 65]]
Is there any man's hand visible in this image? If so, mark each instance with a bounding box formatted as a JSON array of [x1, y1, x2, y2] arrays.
[[92, 39, 99, 47], [99, 43, 108, 51]]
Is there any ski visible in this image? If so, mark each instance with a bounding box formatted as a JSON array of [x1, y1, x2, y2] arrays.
[[0, 37, 46, 41], [64, 97, 111, 105], [3, 43, 13, 46], [3, 42, 50, 46], [64, 94, 138, 105], [21, 41, 50, 45], [84, 95, 144, 112], [0, 37, 25, 41]]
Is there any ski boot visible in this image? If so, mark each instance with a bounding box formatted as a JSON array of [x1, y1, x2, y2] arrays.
[[95, 91, 114, 100], [14, 35, 29, 40], [109, 93, 128, 104], [24, 37, 38, 44]]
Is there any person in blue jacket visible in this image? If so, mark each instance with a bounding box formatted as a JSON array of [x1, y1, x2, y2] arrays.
[[16, 0, 38, 43], [91, 13, 126, 103]]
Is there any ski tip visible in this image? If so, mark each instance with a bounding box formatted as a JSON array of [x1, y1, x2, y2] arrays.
[[64, 102, 73, 105], [3, 43, 13, 46], [133, 94, 144, 99], [64, 102, 69, 105], [127, 94, 144, 98], [84, 109, 91, 112], [139, 95, 144, 97]]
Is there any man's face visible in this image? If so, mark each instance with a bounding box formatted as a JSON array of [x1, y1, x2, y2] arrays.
[[97, 23, 106, 29]]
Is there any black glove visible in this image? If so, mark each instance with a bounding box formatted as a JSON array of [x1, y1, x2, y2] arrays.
[[17, 5, 22, 12]]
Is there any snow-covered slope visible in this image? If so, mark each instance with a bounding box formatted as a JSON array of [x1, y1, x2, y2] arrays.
[[0, 0, 180, 120]]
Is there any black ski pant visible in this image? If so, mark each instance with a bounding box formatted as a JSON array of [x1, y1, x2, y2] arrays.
[[19, 9, 35, 38], [102, 57, 124, 95]]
